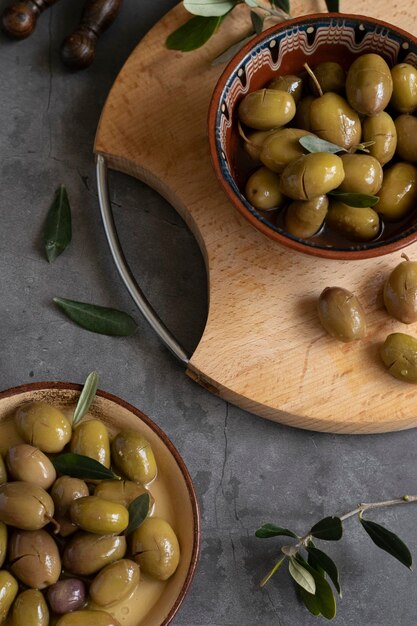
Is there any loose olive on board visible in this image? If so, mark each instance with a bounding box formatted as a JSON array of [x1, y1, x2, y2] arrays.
[[245, 167, 285, 210], [381, 333, 417, 383], [0, 456, 6, 485], [339, 154, 383, 195], [284, 195, 328, 239], [131, 517, 180, 581], [238, 88, 296, 130], [268, 74, 303, 103], [395, 114, 417, 163], [12, 589, 49, 626], [374, 162, 417, 221], [317, 287, 367, 342], [309, 61, 345, 95], [70, 419, 111, 468], [326, 201, 380, 241], [383, 257, 417, 323], [390, 62, 417, 113], [293, 95, 315, 131], [47, 578, 87, 614], [111, 430, 157, 484], [362, 111, 397, 166], [310, 92, 361, 149], [0, 570, 18, 622], [280, 152, 345, 201], [15, 401, 72, 453], [56, 610, 122, 626], [6, 443, 56, 489], [0, 481, 54, 530], [260, 128, 311, 173], [89, 559, 140, 607], [94, 479, 154, 509], [9, 529, 61, 588], [62, 532, 127, 575], [70, 495, 129, 535], [346, 53, 393, 116], [243, 129, 275, 161]]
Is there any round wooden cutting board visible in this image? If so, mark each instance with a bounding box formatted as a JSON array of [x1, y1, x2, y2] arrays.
[[95, 0, 417, 434]]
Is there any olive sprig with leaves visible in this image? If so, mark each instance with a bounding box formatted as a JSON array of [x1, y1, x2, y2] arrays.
[[257, 494, 417, 619]]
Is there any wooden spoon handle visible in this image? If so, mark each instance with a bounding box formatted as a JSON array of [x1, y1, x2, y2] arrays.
[[60, 0, 123, 70], [2, 0, 59, 39]]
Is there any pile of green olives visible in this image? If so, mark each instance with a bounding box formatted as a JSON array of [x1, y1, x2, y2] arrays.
[[238, 55, 417, 244], [0, 401, 181, 625]]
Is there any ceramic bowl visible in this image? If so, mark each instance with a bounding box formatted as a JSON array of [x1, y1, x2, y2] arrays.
[[0, 381, 200, 626], [208, 13, 417, 260]]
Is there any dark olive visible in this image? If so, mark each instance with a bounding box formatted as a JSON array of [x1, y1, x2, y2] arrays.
[[0, 481, 54, 530], [381, 333, 417, 383], [111, 431, 157, 484], [280, 153, 345, 201], [260, 128, 311, 173], [339, 154, 383, 195], [0, 570, 18, 622], [327, 201, 380, 241], [12, 589, 49, 626], [9, 529, 61, 588], [62, 532, 127, 576], [56, 610, 122, 626], [47, 578, 87, 614], [374, 162, 417, 221], [318, 287, 367, 342], [268, 74, 303, 103], [70, 419, 111, 468], [131, 517, 180, 581], [362, 111, 397, 166], [310, 93, 361, 150], [15, 401, 71, 453], [309, 62, 345, 95], [89, 559, 140, 607], [383, 256, 417, 323], [395, 114, 417, 163], [238, 89, 296, 130], [6, 444, 56, 489], [245, 167, 285, 211], [70, 496, 129, 535], [293, 95, 315, 131], [284, 195, 328, 239], [390, 63, 417, 113], [346, 53, 393, 115], [0, 455, 6, 485]]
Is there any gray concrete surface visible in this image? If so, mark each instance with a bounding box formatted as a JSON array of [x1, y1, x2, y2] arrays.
[[1, 1, 417, 624]]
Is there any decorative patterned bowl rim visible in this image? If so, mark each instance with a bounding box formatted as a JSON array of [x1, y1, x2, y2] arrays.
[[208, 12, 417, 261]]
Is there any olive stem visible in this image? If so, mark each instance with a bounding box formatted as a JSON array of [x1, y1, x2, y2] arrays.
[[48, 516, 61, 534], [303, 62, 323, 97], [340, 495, 417, 521]]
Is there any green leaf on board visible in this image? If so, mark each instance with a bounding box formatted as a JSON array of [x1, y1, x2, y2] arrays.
[[53, 453, 118, 481], [250, 10, 264, 34], [299, 586, 321, 616], [166, 15, 225, 51], [260, 556, 286, 587], [325, 0, 339, 11], [360, 518, 412, 569], [124, 493, 151, 536], [299, 135, 346, 154], [44, 184, 72, 263], [306, 546, 341, 596], [271, 0, 290, 13], [296, 556, 337, 620], [327, 191, 379, 208], [53, 298, 137, 337], [72, 371, 99, 427], [289, 557, 316, 594], [183, 0, 235, 17], [310, 517, 343, 541], [255, 524, 298, 539]]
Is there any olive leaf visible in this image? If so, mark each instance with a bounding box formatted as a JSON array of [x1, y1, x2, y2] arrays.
[[295, 556, 337, 620], [327, 191, 379, 208], [72, 371, 99, 427], [306, 546, 341, 596], [299, 585, 322, 616], [183, 0, 235, 17], [44, 184, 72, 263], [53, 298, 137, 336], [124, 493, 150, 536], [271, 0, 290, 12], [288, 557, 316, 594], [310, 517, 343, 541], [166, 15, 226, 51], [250, 10, 264, 34], [255, 524, 298, 539], [325, 0, 339, 11], [53, 453, 119, 480], [360, 518, 412, 569], [299, 136, 347, 154], [244, 0, 258, 7], [260, 556, 286, 587]]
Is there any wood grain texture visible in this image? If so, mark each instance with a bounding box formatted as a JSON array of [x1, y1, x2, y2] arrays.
[[95, 0, 417, 433]]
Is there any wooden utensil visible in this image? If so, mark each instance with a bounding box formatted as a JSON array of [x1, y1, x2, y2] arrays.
[[1, 0, 59, 39], [60, 0, 123, 70]]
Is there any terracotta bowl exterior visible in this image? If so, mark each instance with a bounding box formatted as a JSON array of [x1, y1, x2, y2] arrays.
[[208, 13, 417, 260]]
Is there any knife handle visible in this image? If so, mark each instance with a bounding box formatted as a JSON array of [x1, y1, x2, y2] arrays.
[[2, 0, 59, 39], [60, 0, 123, 70]]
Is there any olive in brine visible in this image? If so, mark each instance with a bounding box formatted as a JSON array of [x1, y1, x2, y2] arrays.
[[15, 401, 71, 453], [70, 496, 129, 535], [362, 111, 397, 166], [280, 153, 345, 201], [56, 610, 122, 626], [131, 517, 180, 581], [374, 162, 417, 221], [94, 480, 154, 509], [327, 201, 380, 241], [9, 529, 61, 588], [294, 95, 315, 131], [6, 444, 56, 489], [51, 476, 89, 537], [111, 431, 157, 484], [268, 74, 303, 103], [260, 128, 311, 173], [0, 523, 6, 568], [47, 579, 87, 614], [62, 532, 127, 576], [395, 115, 417, 163], [238, 89, 296, 130], [390, 63, 417, 113], [12, 589, 49, 626], [309, 62, 345, 95], [346, 53, 393, 116], [89, 559, 140, 606], [70, 419, 111, 468], [381, 333, 417, 383], [0, 456, 6, 485], [384, 257, 417, 323], [0, 481, 54, 530], [285, 195, 328, 239], [0, 570, 18, 622], [310, 93, 361, 150], [339, 154, 383, 195], [245, 167, 285, 211], [318, 287, 367, 342], [243, 129, 275, 161]]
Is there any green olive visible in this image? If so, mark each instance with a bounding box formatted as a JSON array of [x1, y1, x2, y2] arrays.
[[243, 129, 275, 161], [6, 444, 56, 489], [374, 162, 417, 221], [318, 287, 367, 342], [51, 476, 89, 537], [131, 517, 180, 581], [238, 89, 296, 130], [395, 114, 417, 163], [111, 431, 157, 484], [15, 401, 71, 453], [89, 559, 140, 607], [280, 153, 345, 201], [0, 481, 54, 530], [12, 589, 49, 626], [310, 93, 361, 149], [327, 201, 380, 241], [94, 480, 154, 509], [362, 111, 397, 166], [293, 95, 315, 131], [383, 257, 417, 323], [70, 419, 111, 468], [390, 63, 417, 113], [56, 610, 122, 626], [381, 333, 417, 383], [245, 167, 285, 211], [346, 53, 393, 115], [268, 74, 303, 103], [70, 496, 129, 535], [0, 570, 18, 622], [309, 62, 345, 95], [0, 523, 6, 568], [285, 195, 328, 239], [9, 529, 61, 588], [62, 532, 127, 575], [0, 456, 6, 485], [259, 128, 311, 173], [339, 154, 383, 195]]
